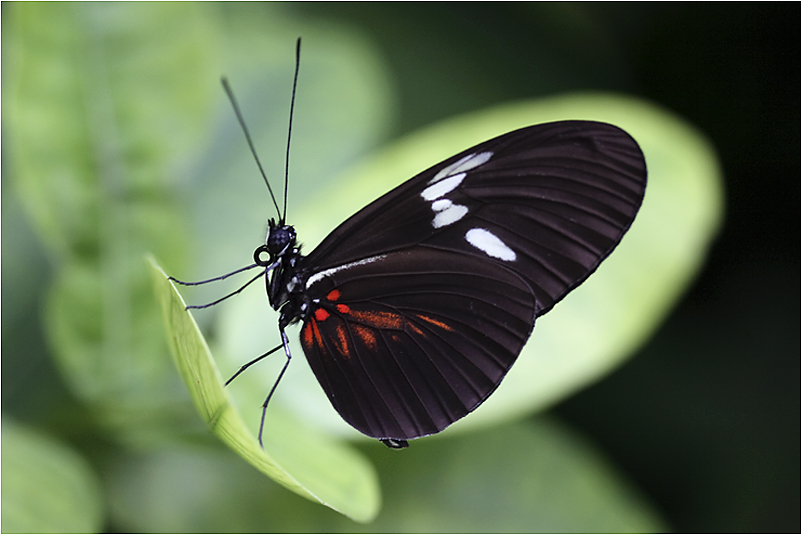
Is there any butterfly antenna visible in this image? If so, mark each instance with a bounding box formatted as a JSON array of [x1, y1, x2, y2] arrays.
[[221, 77, 282, 219], [282, 37, 302, 223]]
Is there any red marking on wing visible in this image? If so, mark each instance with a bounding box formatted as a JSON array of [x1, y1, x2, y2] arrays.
[[327, 289, 341, 301], [353, 324, 377, 351], [306, 302, 448, 361], [415, 314, 455, 332]]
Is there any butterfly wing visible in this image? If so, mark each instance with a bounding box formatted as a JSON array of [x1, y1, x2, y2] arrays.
[[300, 248, 536, 440], [303, 121, 647, 315], [298, 121, 647, 440]]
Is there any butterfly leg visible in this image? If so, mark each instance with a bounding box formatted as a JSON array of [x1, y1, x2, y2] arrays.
[[225, 343, 284, 386], [169, 264, 267, 310], [257, 329, 292, 448], [169, 263, 259, 286], [185, 271, 266, 310], [380, 438, 409, 449]]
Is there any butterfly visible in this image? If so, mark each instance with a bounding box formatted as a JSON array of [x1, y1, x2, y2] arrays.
[[172, 39, 647, 449]]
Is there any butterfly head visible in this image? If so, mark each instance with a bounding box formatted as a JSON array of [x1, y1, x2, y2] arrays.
[[266, 218, 297, 255], [254, 219, 297, 267]]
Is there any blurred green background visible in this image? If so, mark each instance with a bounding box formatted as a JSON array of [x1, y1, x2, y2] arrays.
[[2, 3, 798, 533]]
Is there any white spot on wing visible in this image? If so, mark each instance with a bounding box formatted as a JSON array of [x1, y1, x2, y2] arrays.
[[430, 151, 493, 183], [420, 151, 493, 229], [433, 203, 468, 228], [465, 228, 516, 261], [421, 173, 465, 201], [431, 199, 452, 211], [305, 254, 387, 289]]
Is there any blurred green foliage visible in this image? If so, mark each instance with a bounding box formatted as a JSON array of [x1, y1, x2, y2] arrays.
[[2, 420, 103, 533], [3, 2, 730, 532]]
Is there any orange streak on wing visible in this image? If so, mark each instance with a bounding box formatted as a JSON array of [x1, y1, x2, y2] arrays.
[[336, 303, 350, 314], [302, 322, 314, 350], [353, 324, 378, 351], [346, 309, 404, 329], [303, 319, 329, 358], [327, 289, 341, 301], [415, 314, 455, 332], [334, 324, 350, 357], [314, 322, 329, 357], [407, 322, 424, 336]]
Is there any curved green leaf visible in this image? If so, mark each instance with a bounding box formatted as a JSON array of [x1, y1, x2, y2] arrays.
[[147, 256, 380, 523]]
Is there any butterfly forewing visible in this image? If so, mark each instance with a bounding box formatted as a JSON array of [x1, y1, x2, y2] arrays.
[[303, 121, 646, 316]]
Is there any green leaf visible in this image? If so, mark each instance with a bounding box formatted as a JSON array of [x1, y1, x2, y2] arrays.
[[218, 93, 724, 439], [1, 420, 104, 533], [147, 256, 380, 523]]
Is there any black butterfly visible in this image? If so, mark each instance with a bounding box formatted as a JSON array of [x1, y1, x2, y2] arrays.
[[172, 39, 647, 449]]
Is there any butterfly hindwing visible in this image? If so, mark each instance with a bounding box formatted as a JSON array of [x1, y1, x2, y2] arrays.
[[300, 248, 536, 440]]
